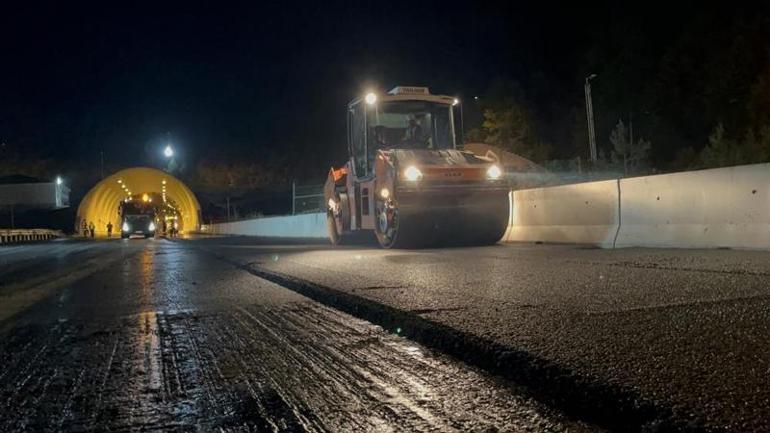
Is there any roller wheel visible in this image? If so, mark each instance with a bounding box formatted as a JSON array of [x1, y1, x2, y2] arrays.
[[374, 198, 397, 248], [375, 195, 509, 248], [375, 199, 423, 248]]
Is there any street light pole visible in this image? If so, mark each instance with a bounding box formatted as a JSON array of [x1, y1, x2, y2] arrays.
[[584, 74, 598, 162], [459, 101, 464, 145], [452, 98, 463, 145]]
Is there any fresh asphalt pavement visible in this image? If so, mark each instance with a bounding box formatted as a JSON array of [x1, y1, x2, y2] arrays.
[[0, 238, 597, 433], [2, 237, 769, 432], [189, 235, 770, 433]]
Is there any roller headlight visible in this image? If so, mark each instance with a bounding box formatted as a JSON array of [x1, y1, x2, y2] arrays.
[[148, 222, 156, 231], [403, 166, 423, 181], [486, 164, 503, 180], [122, 222, 130, 232]]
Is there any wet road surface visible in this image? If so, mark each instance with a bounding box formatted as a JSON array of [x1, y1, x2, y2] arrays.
[[189, 236, 770, 433], [0, 239, 594, 432]]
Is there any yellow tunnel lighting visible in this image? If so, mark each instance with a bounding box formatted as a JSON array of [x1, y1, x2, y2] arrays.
[[76, 167, 201, 236], [142, 193, 149, 202]]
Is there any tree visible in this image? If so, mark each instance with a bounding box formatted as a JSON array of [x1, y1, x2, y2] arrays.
[[698, 122, 770, 169], [469, 103, 551, 163], [743, 126, 770, 163], [193, 158, 278, 192], [699, 123, 739, 168], [747, 64, 770, 135], [609, 120, 651, 175]]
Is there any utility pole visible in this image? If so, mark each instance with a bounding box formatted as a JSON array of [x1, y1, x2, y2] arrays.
[[584, 74, 598, 162]]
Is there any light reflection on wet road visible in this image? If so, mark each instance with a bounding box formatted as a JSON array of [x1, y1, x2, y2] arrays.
[[0, 239, 594, 432]]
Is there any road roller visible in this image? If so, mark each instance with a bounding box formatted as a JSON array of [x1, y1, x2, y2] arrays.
[[324, 86, 510, 248]]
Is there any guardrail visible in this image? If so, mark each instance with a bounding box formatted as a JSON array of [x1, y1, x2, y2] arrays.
[[292, 182, 324, 215], [0, 229, 64, 245]]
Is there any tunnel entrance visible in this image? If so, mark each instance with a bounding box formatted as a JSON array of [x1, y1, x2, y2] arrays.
[[76, 167, 200, 235]]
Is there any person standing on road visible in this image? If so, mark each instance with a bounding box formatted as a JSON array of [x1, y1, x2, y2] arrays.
[[106, 221, 113, 238], [88, 221, 95, 238], [82, 220, 88, 237]]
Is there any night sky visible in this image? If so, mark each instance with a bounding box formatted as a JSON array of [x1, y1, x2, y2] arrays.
[[1, 1, 700, 183]]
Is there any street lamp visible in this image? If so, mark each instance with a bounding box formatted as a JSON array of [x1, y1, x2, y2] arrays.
[[584, 74, 598, 162], [453, 97, 464, 145], [56, 176, 63, 185], [164, 145, 174, 158]]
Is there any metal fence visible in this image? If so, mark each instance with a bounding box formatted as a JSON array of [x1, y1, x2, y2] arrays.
[[0, 229, 63, 244], [292, 182, 325, 215]]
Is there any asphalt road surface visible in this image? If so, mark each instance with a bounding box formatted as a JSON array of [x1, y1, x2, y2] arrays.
[[2, 237, 769, 432], [0, 238, 596, 433]]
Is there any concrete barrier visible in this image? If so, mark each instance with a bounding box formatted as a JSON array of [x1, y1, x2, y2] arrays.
[[615, 163, 770, 249], [207, 212, 327, 238], [505, 179, 620, 247]]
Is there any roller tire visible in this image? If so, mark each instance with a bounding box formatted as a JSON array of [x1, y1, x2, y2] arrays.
[[375, 198, 508, 249], [375, 200, 424, 249]]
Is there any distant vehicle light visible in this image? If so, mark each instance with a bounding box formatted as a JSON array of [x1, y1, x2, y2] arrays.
[[487, 164, 502, 180], [365, 92, 377, 105], [403, 166, 423, 181], [380, 188, 390, 199], [122, 222, 130, 232], [148, 222, 156, 231]]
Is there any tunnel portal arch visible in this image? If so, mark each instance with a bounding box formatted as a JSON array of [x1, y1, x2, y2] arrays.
[[76, 167, 200, 235]]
